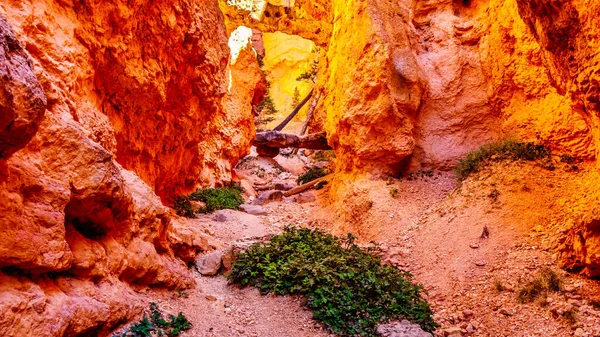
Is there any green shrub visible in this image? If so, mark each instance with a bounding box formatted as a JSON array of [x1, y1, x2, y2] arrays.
[[113, 303, 191, 337], [517, 269, 562, 303], [314, 180, 329, 190], [229, 227, 437, 336], [313, 150, 336, 163], [173, 186, 244, 218], [297, 168, 328, 185], [455, 140, 551, 180]]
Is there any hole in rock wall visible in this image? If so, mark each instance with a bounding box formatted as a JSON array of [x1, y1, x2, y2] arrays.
[[453, 0, 481, 16], [64, 196, 121, 241]]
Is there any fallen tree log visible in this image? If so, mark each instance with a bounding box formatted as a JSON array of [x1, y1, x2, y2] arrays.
[[284, 176, 330, 197], [273, 87, 314, 131], [254, 131, 331, 150]]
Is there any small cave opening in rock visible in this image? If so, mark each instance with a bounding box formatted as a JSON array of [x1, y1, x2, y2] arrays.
[[64, 196, 120, 241]]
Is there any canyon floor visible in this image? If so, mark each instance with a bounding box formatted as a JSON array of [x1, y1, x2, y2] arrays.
[[115, 154, 600, 337]]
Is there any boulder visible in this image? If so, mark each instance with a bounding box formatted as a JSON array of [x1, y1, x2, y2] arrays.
[[252, 190, 284, 205], [239, 204, 269, 216], [195, 250, 225, 276]]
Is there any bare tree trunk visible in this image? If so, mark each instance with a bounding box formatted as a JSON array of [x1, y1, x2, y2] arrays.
[[292, 90, 322, 155], [273, 87, 314, 131]]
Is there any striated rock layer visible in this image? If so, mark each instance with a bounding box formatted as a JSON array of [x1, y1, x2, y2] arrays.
[[0, 0, 253, 334]]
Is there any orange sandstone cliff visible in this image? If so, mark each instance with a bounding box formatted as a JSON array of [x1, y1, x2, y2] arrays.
[[0, 0, 258, 335]]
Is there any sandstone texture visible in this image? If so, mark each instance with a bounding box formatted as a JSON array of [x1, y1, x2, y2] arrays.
[[320, 0, 425, 175], [0, 17, 46, 158], [317, 0, 596, 174], [514, 0, 600, 277], [2, 0, 254, 204], [0, 0, 252, 334]]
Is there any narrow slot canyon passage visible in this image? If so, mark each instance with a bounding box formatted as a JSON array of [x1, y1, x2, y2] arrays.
[[1, 0, 600, 337]]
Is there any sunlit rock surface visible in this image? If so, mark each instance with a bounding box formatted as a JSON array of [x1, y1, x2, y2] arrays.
[[0, 0, 242, 334], [262, 31, 317, 127]]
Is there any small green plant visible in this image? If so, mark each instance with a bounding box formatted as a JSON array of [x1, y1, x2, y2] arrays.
[[390, 187, 399, 198], [562, 307, 578, 324], [517, 269, 562, 303], [313, 150, 336, 163], [488, 189, 500, 202], [173, 290, 189, 298], [314, 180, 329, 190], [297, 168, 328, 185], [129, 317, 154, 336], [404, 169, 435, 181], [173, 186, 244, 218], [229, 227, 437, 336], [455, 140, 552, 180], [494, 279, 506, 293], [113, 303, 191, 337], [296, 58, 319, 83], [292, 87, 301, 108], [559, 154, 578, 164]]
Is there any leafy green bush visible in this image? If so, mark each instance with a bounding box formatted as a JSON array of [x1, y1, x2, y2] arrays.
[[455, 140, 551, 180], [229, 227, 436, 336], [113, 303, 191, 337], [314, 180, 329, 190], [517, 268, 562, 303], [173, 186, 244, 218], [297, 168, 328, 185]]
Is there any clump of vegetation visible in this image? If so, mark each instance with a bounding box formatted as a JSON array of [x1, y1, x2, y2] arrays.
[[390, 187, 399, 198], [494, 279, 506, 293], [296, 48, 320, 83], [455, 140, 552, 180], [404, 169, 435, 181], [113, 303, 191, 337], [172, 290, 189, 299], [229, 227, 437, 336], [314, 180, 329, 190], [313, 150, 336, 163], [517, 269, 563, 303], [173, 186, 244, 218], [488, 188, 500, 202], [255, 85, 278, 131], [297, 168, 328, 185]]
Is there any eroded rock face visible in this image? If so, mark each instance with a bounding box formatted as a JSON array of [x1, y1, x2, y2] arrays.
[[514, 0, 600, 278], [321, 0, 425, 175], [318, 0, 595, 174], [0, 16, 46, 158], [0, 0, 241, 334]]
